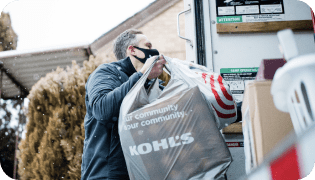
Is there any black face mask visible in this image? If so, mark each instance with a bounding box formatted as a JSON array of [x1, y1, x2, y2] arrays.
[[133, 46, 159, 63]]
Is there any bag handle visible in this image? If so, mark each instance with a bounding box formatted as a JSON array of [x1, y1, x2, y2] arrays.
[[136, 56, 160, 87], [133, 55, 196, 96], [163, 56, 196, 87], [145, 78, 158, 94], [137, 55, 176, 86]]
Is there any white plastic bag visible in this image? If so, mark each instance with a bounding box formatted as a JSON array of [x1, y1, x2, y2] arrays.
[[118, 57, 232, 180], [167, 57, 237, 129]]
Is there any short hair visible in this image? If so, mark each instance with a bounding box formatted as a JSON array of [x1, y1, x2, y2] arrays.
[[113, 29, 143, 60]]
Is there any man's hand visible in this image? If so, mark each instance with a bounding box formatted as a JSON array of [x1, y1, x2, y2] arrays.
[[140, 55, 166, 80]]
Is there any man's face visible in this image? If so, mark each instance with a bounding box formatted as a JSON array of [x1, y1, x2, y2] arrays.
[[133, 34, 152, 59]]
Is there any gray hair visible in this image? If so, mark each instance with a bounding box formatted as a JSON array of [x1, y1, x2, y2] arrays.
[[113, 29, 143, 60]]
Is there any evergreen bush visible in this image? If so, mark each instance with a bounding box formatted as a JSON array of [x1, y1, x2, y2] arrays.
[[0, 12, 17, 51], [18, 55, 108, 180]]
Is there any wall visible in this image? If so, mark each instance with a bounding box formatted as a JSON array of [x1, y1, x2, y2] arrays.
[[95, 0, 186, 62]]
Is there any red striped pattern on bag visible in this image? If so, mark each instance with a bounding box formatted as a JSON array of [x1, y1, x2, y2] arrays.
[[200, 72, 236, 119], [217, 75, 233, 101], [202, 73, 207, 83], [209, 76, 235, 110], [212, 105, 237, 119], [170, 58, 237, 128]]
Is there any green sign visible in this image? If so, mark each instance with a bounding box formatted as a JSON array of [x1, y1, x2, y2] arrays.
[[220, 68, 259, 74], [217, 16, 242, 23]]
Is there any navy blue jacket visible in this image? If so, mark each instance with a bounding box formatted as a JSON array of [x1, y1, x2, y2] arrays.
[[81, 57, 143, 180]]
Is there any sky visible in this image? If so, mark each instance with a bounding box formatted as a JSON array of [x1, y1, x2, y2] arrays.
[[0, 0, 154, 137], [1, 0, 155, 51]]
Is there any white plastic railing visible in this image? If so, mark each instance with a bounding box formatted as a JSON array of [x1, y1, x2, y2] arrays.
[[271, 29, 315, 135]]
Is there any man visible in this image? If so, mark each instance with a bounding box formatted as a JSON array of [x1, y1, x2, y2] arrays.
[[81, 29, 166, 180]]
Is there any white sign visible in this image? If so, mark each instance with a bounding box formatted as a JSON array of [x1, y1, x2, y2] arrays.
[[242, 14, 285, 22], [218, 6, 235, 16], [260, 4, 283, 14], [236, 5, 259, 15], [226, 81, 245, 103]]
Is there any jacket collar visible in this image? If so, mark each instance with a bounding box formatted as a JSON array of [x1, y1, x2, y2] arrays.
[[118, 57, 137, 77]]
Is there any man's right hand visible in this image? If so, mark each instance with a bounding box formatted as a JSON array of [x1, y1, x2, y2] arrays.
[[140, 55, 166, 80]]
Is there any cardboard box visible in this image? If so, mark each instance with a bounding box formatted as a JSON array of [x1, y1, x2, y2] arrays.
[[222, 122, 242, 134], [242, 82, 258, 172], [242, 81, 294, 165]]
